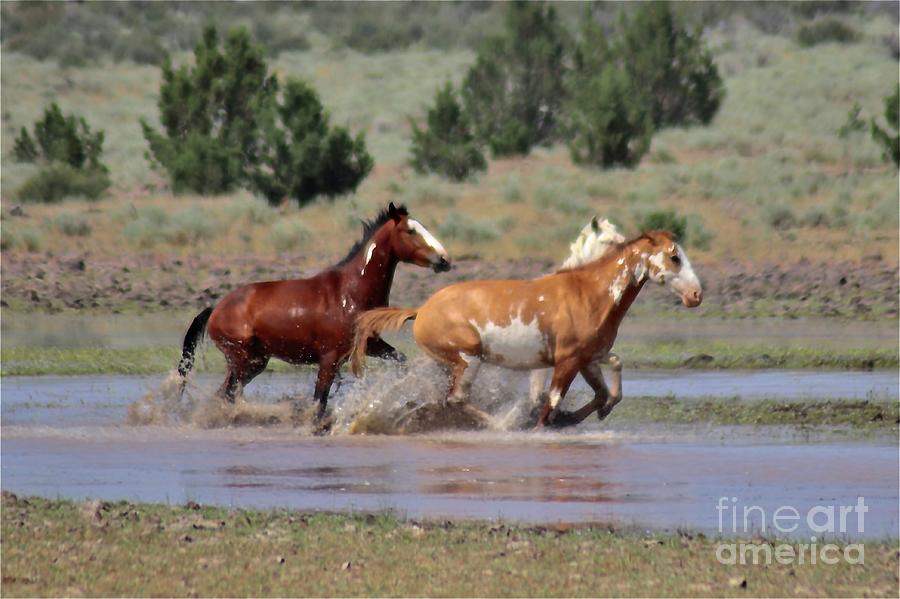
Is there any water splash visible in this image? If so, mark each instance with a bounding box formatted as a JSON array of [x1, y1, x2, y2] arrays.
[[127, 370, 305, 430], [331, 358, 538, 435], [125, 359, 544, 435]]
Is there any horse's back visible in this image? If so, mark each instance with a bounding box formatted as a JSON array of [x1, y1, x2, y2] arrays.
[[208, 272, 346, 359]]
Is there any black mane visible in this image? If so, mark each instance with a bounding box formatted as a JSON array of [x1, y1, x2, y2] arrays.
[[335, 204, 408, 266]]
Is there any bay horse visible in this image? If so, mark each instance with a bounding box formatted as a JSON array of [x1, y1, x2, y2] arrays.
[[351, 230, 701, 428], [177, 202, 450, 422]]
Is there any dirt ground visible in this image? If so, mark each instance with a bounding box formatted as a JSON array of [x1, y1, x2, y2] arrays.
[[2, 250, 897, 319]]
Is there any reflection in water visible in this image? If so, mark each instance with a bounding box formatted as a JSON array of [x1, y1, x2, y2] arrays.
[[2, 368, 899, 538]]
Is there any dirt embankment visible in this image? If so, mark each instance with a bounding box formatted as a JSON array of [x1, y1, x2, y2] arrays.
[[1, 252, 897, 319]]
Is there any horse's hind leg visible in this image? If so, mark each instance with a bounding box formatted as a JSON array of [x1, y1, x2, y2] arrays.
[[218, 342, 269, 403], [447, 353, 481, 404], [444, 353, 492, 425], [596, 354, 622, 420]]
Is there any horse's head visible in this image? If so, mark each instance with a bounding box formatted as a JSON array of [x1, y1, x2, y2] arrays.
[[563, 216, 625, 268], [639, 231, 703, 307], [385, 202, 451, 272]]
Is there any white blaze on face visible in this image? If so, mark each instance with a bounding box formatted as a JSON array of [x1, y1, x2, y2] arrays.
[[470, 312, 548, 370], [361, 242, 377, 275], [649, 244, 701, 297], [408, 219, 448, 260]]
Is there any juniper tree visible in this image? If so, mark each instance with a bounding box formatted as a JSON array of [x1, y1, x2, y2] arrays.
[[409, 83, 486, 181]]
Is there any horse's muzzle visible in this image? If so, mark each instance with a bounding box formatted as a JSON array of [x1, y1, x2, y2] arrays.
[[432, 256, 451, 273], [681, 288, 702, 307]]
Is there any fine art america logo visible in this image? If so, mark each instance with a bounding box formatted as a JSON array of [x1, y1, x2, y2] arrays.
[[715, 496, 867, 565]]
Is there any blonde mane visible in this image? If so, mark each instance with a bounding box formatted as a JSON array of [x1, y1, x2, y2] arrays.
[[559, 217, 625, 270]]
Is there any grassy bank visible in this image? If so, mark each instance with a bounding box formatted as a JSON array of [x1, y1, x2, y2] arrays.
[[2, 495, 897, 597], [606, 397, 899, 433], [2, 341, 897, 376]]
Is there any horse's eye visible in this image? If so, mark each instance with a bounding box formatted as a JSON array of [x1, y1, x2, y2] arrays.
[[671, 254, 681, 265], [407, 228, 417, 235]]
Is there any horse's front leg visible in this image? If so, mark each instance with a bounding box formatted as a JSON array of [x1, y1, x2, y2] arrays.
[[595, 353, 623, 421], [535, 359, 579, 428], [552, 353, 622, 428], [365, 336, 406, 364]]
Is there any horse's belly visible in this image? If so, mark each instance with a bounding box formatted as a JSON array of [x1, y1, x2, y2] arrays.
[[472, 316, 549, 370]]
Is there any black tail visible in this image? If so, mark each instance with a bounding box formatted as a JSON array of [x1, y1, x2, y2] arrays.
[[178, 307, 213, 379]]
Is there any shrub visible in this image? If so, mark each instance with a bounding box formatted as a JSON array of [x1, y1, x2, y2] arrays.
[[53, 213, 92, 237], [795, 18, 860, 47], [462, 2, 569, 156], [870, 85, 899, 168], [534, 182, 590, 216], [141, 26, 274, 196], [563, 44, 654, 168], [500, 175, 523, 203], [13, 103, 107, 171], [250, 79, 373, 206], [615, 1, 724, 128], [763, 204, 797, 231], [224, 197, 277, 225], [16, 164, 110, 203], [685, 214, 714, 249], [122, 207, 172, 247], [142, 25, 373, 204], [271, 219, 313, 251], [401, 177, 456, 207], [410, 83, 486, 181], [437, 213, 500, 243], [640, 209, 688, 241], [21, 228, 43, 252]]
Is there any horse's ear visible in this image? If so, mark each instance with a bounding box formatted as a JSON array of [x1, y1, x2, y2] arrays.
[[388, 202, 401, 222], [591, 216, 600, 232]]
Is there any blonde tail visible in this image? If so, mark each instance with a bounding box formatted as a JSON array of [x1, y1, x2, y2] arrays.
[[350, 307, 419, 376]]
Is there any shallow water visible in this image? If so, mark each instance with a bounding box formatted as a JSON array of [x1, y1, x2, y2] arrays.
[[2, 369, 896, 429], [2, 369, 897, 538]]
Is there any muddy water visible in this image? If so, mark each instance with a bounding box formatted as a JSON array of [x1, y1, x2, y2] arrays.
[[2, 370, 897, 538]]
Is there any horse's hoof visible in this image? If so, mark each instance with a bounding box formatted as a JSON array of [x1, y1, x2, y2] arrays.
[[549, 410, 578, 428], [313, 416, 334, 436]]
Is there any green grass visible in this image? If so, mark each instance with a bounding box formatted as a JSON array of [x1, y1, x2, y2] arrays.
[[2, 495, 897, 597], [2, 341, 896, 377], [606, 396, 899, 432]]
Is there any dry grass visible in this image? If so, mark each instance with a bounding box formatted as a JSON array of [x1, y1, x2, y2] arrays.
[[1, 14, 897, 267], [2, 495, 897, 597]]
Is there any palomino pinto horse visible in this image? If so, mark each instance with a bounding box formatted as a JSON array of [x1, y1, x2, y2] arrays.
[[177, 203, 450, 421], [528, 216, 625, 405], [351, 230, 701, 427]]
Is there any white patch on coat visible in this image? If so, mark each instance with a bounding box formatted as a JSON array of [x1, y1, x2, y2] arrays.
[[451, 353, 482, 400], [288, 306, 305, 319], [648, 251, 670, 283], [608, 266, 631, 305], [548, 388, 563, 409], [633, 254, 648, 283], [361, 242, 377, 275], [470, 312, 548, 370], [409, 219, 448, 258]]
